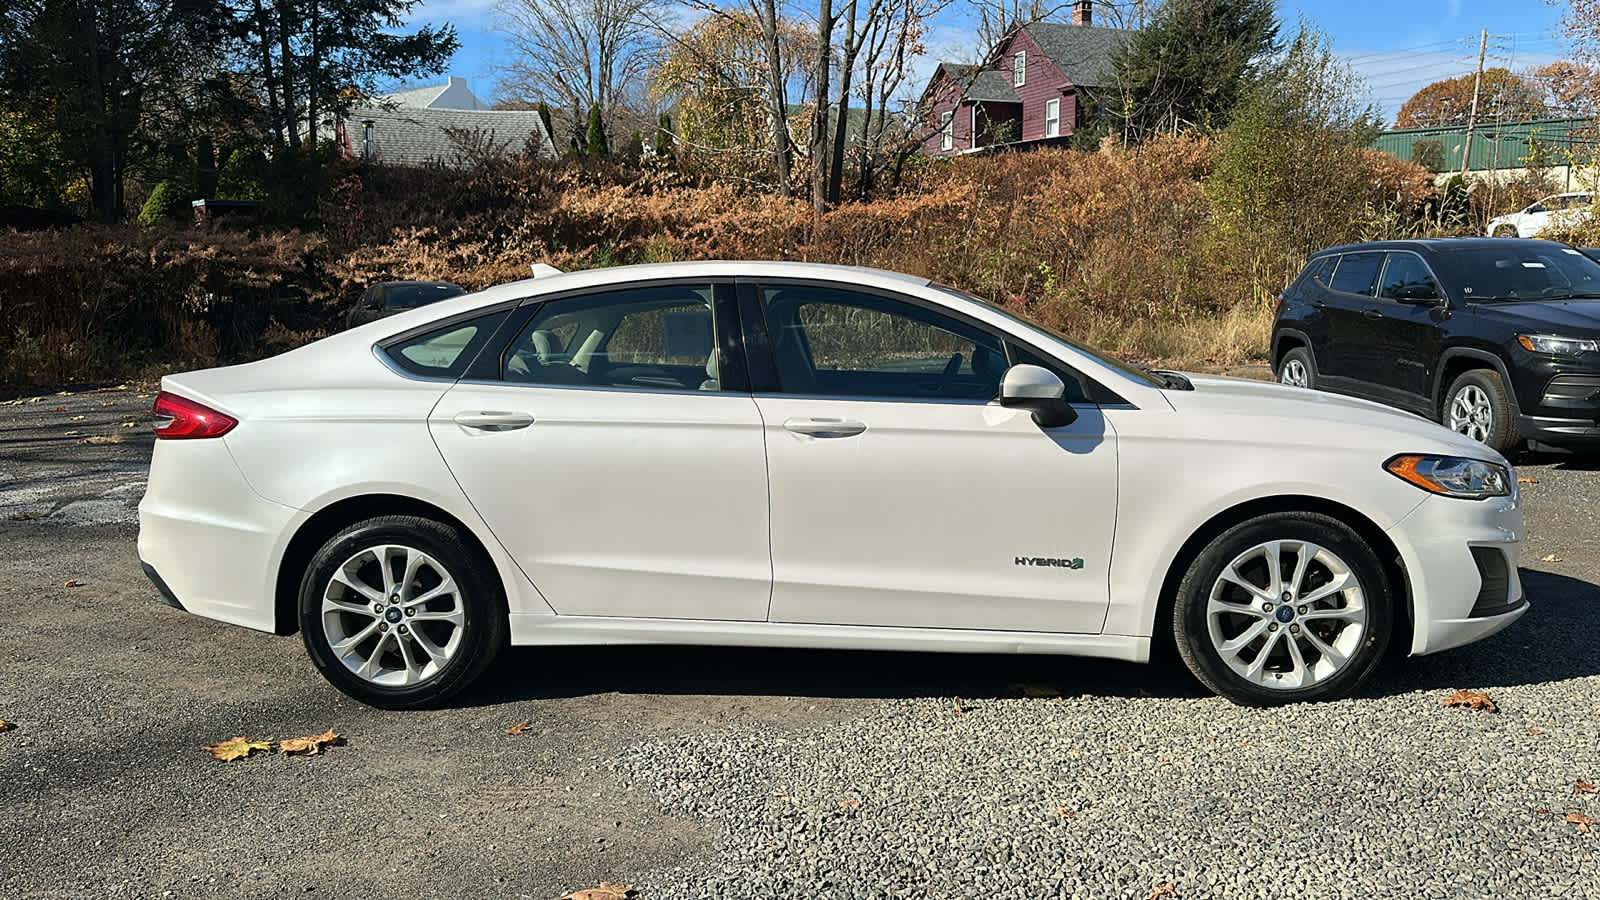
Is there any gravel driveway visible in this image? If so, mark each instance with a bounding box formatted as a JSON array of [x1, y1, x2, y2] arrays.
[[1, 384, 1597, 899]]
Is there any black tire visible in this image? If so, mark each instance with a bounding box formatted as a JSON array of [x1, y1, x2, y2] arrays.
[[1276, 346, 1317, 390], [1171, 512, 1393, 706], [1442, 369, 1522, 454], [299, 515, 506, 709]]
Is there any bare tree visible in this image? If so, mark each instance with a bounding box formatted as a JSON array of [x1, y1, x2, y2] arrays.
[[494, 0, 663, 149], [751, 0, 797, 195]]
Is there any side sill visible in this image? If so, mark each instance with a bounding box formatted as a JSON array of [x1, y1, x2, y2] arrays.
[[507, 614, 1150, 664]]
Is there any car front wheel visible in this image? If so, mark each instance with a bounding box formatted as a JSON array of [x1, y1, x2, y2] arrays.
[[299, 515, 506, 709], [1172, 513, 1393, 705], [1443, 369, 1521, 454]]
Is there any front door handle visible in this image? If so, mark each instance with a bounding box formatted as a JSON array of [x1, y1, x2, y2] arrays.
[[453, 411, 534, 431], [782, 417, 867, 438], [1362, 308, 1384, 320]]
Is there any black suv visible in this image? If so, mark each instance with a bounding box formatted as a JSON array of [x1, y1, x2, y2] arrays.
[[1272, 238, 1600, 453]]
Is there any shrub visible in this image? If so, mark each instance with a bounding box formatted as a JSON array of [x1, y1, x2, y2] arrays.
[[217, 148, 268, 201], [137, 179, 193, 228]]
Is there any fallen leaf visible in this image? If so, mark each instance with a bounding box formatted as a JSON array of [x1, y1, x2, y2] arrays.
[[1441, 689, 1497, 712], [70, 415, 85, 421], [278, 729, 342, 756], [562, 883, 635, 900], [953, 696, 963, 717], [838, 797, 860, 808], [505, 721, 532, 735], [78, 435, 125, 444], [6, 511, 45, 521], [63, 580, 84, 587], [1518, 476, 1539, 484], [0, 719, 12, 732], [1567, 812, 1595, 833], [1527, 728, 1545, 735], [203, 736, 271, 762], [1146, 884, 1177, 900], [48, 406, 66, 413], [1537, 807, 1549, 815], [1576, 779, 1597, 795], [1540, 553, 1562, 563], [121, 421, 137, 428], [1052, 806, 1077, 821], [101, 400, 115, 406]]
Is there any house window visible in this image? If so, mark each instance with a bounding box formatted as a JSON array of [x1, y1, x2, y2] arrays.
[[1013, 51, 1026, 87], [939, 111, 953, 152], [1045, 99, 1060, 138]]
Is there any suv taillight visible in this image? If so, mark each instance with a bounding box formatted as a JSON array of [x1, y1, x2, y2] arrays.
[[152, 391, 237, 439], [1274, 295, 1285, 315]]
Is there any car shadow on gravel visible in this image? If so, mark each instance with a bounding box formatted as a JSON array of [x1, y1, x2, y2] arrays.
[[456, 569, 1599, 708]]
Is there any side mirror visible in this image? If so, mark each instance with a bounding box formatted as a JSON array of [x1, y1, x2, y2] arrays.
[[999, 364, 1077, 428]]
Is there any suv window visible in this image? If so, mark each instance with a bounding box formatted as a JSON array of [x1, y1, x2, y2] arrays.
[[1378, 253, 1442, 301], [1329, 252, 1382, 296], [759, 285, 1011, 401], [502, 285, 724, 391], [1449, 246, 1600, 301]]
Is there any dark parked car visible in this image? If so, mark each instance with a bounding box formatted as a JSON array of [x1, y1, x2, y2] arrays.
[[1272, 238, 1600, 453], [346, 281, 466, 328]]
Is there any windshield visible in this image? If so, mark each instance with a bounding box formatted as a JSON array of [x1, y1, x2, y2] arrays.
[[1446, 246, 1600, 302], [931, 284, 1168, 388], [386, 283, 466, 309]]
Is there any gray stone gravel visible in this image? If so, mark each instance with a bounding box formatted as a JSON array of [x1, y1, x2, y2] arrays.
[[621, 687, 1600, 898]]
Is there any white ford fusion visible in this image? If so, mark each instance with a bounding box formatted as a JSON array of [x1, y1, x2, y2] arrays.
[[137, 261, 1527, 708]]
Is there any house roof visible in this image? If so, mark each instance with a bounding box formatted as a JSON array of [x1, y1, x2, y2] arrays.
[[1017, 22, 1127, 87], [931, 64, 1022, 104], [346, 106, 557, 167], [383, 83, 453, 108]]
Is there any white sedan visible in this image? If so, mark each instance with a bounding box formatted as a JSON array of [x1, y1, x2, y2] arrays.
[[1487, 192, 1592, 238], [138, 262, 1527, 707]]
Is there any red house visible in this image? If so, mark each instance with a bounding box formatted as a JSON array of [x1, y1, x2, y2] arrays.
[[921, 1, 1127, 156]]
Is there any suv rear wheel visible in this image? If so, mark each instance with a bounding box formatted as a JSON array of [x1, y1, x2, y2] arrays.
[[1276, 347, 1316, 389], [1443, 369, 1521, 454]]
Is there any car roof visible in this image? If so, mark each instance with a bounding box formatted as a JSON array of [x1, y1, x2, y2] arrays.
[[375, 280, 462, 289], [1311, 237, 1577, 257]]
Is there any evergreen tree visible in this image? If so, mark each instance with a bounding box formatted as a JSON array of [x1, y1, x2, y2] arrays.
[[584, 104, 608, 157], [535, 100, 554, 147], [654, 111, 672, 158], [1109, 0, 1280, 141]]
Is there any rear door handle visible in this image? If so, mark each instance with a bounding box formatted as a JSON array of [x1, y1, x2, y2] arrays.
[[1362, 308, 1384, 319], [782, 417, 867, 438], [452, 411, 534, 431]]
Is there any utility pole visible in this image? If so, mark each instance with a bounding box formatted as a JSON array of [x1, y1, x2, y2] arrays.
[[1459, 28, 1488, 180]]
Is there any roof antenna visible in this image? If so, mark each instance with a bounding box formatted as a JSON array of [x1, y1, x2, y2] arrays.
[[529, 263, 563, 277]]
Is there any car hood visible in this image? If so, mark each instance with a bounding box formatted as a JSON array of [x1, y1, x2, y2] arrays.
[[1166, 375, 1502, 462], [1467, 298, 1600, 336]]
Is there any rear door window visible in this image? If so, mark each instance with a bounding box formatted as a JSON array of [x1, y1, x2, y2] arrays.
[[1329, 252, 1382, 296]]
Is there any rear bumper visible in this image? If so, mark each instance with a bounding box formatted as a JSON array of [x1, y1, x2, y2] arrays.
[[136, 439, 300, 634], [1387, 490, 1526, 656]]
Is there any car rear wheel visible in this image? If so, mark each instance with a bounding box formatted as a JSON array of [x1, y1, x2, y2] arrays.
[[1443, 369, 1521, 454], [1171, 513, 1393, 705], [1276, 347, 1316, 389], [299, 515, 506, 709]]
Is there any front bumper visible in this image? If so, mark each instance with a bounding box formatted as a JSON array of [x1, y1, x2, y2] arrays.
[[1387, 490, 1527, 657]]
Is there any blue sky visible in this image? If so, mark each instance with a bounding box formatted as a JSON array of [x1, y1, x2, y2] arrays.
[[398, 0, 1573, 124]]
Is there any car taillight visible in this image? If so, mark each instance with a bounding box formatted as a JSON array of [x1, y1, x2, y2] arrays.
[[152, 391, 237, 439]]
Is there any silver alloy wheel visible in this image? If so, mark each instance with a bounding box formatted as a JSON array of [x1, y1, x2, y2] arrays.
[[1278, 359, 1310, 388], [1447, 384, 1494, 443], [321, 544, 465, 686], [1206, 539, 1367, 690]]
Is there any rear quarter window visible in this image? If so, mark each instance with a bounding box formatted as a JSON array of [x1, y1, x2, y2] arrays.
[[380, 310, 510, 380], [1329, 252, 1383, 296]]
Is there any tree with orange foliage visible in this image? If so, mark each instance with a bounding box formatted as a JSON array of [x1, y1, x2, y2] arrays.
[[1532, 61, 1600, 118], [1394, 68, 1547, 128]]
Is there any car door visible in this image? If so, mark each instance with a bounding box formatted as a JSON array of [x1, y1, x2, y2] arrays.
[[744, 279, 1117, 634], [428, 281, 773, 621], [1371, 251, 1446, 407], [1321, 251, 1385, 391]]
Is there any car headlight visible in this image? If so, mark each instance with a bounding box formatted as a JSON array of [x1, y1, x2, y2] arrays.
[[1516, 333, 1599, 356], [1385, 454, 1510, 500]]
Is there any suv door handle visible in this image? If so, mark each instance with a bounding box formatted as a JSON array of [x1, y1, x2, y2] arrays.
[[453, 411, 534, 431], [783, 417, 867, 438], [1362, 308, 1384, 319], [1311, 300, 1328, 309]]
